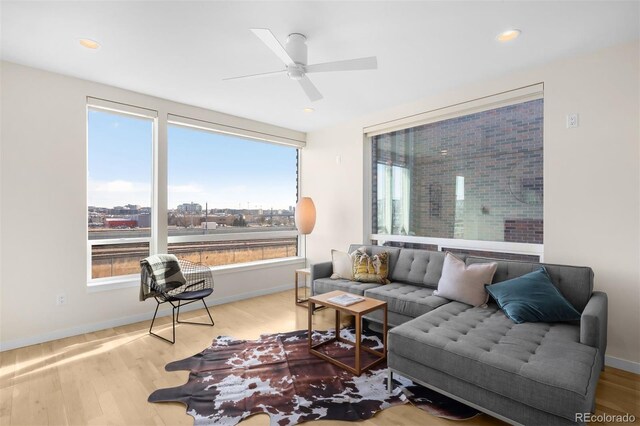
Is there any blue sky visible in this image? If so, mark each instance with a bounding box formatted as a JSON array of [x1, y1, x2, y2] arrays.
[[88, 109, 297, 210]]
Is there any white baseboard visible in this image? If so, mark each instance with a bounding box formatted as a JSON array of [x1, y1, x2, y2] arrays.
[[605, 355, 640, 374], [0, 283, 293, 352]]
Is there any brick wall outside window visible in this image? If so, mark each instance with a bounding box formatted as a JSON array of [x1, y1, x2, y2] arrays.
[[372, 98, 543, 245]]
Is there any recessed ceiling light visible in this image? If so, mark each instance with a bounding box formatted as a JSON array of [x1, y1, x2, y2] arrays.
[[440, 149, 448, 156], [496, 29, 521, 42], [79, 38, 100, 49], [303, 107, 314, 113]]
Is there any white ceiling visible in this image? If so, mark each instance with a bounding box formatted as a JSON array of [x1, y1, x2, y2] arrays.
[[2, 1, 638, 132]]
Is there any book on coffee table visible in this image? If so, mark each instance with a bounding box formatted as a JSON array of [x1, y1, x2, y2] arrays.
[[327, 294, 365, 306]]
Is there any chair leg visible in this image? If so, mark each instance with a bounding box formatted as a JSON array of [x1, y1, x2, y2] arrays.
[[176, 298, 214, 326], [202, 299, 215, 326], [148, 299, 176, 344], [172, 306, 176, 342]]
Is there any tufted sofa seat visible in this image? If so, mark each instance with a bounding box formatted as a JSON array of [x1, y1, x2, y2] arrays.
[[363, 284, 449, 318], [389, 302, 601, 423], [310, 244, 608, 425]]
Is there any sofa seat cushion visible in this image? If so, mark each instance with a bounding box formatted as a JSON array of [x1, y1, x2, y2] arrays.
[[364, 309, 415, 328], [364, 283, 450, 318], [388, 302, 600, 421], [313, 278, 380, 296]]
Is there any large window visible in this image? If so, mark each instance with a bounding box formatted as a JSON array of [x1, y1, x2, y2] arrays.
[[371, 95, 543, 254], [87, 101, 300, 282], [87, 106, 154, 279], [167, 124, 298, 267]]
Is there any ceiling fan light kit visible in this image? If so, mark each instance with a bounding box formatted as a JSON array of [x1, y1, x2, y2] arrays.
[[224, 28, 378, 102]]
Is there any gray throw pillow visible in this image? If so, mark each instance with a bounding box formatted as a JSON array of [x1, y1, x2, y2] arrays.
[[434, 253, 497, 307]]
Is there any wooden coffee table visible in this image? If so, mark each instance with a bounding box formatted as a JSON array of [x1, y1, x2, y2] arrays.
[[307, 290, 387, 376]]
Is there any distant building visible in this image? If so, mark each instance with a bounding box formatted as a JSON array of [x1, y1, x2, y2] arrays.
[[88, 206, 109, 214], [135, 213, 151, 228], [201, 221, 218, 230], [177, 202, 202, 213], [110, 205, 139, 215], [209, 214, 235, 226]]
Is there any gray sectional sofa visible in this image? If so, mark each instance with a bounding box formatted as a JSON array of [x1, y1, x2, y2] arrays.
[[310, 244, 608, 425]]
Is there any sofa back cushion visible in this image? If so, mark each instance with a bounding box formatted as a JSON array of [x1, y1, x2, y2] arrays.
[[345, 245, 594, 311], [390, 249, 467, 288], [466, 257, 594, 312], [348, 244, 401, 277]]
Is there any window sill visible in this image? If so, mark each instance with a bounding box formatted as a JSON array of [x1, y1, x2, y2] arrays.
[[86, 256, 306, 293], [370, 234, 544, 257]]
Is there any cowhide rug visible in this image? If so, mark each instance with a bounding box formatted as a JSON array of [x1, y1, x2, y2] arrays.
[[149, 328, 479, 425]]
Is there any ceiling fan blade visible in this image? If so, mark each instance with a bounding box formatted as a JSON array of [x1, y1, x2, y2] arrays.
[[223, 69, 286, 81], [250, 28, 296, 66], [298, 75, 323, 102], [305, 56, 378, 73]]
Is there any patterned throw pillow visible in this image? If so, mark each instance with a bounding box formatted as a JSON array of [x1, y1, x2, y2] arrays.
[[352, 250, 390, 284]]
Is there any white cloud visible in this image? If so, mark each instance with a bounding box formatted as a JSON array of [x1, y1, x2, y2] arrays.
[[222, 185, 248, 194], [91, 179, 147, 193], [88, 179, 151, 207], [88, 179, 295, 210], [168, 184, 203, 193]]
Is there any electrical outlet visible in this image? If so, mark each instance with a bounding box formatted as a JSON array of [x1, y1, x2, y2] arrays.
[[56, 293, 67, 306], [566, 113, 579, 128]]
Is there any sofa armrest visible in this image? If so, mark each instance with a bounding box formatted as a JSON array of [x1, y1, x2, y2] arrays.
[[310, 261, 333, 295], [580, 291, 607, 369]]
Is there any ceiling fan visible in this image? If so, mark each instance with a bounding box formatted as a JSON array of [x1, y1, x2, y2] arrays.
[[224, 29, 377, 102]]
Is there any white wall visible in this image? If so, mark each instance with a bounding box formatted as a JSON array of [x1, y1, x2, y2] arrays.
[[0, 62, 305, 350], [302, 41, 640, 369]]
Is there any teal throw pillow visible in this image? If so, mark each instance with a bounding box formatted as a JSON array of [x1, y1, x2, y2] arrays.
[[485, 267, 581, 324]]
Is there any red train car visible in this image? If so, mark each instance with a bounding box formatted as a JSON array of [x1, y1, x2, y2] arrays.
[[104, 218, 138, 228]]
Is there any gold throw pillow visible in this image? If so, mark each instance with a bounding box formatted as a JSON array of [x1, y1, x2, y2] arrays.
[[353, 251, 390, 284]]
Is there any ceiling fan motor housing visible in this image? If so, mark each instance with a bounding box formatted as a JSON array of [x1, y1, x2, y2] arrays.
[[286, 33, 307, 79]]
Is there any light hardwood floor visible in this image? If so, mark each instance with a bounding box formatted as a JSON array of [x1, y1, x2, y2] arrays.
[[1, 290, 638, 425]]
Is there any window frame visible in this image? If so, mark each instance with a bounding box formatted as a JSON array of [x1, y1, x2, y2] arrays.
[[363, 84, 545, 260], [165, 117, 300, 264], [86, 100, 158, 284], [86, 99, 302, 287]]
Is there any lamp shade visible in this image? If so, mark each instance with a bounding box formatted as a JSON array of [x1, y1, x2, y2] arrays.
[[295, 197, 316, 235]]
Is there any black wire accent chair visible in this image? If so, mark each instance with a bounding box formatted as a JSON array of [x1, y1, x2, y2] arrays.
[[141, 257, 214, 344]]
